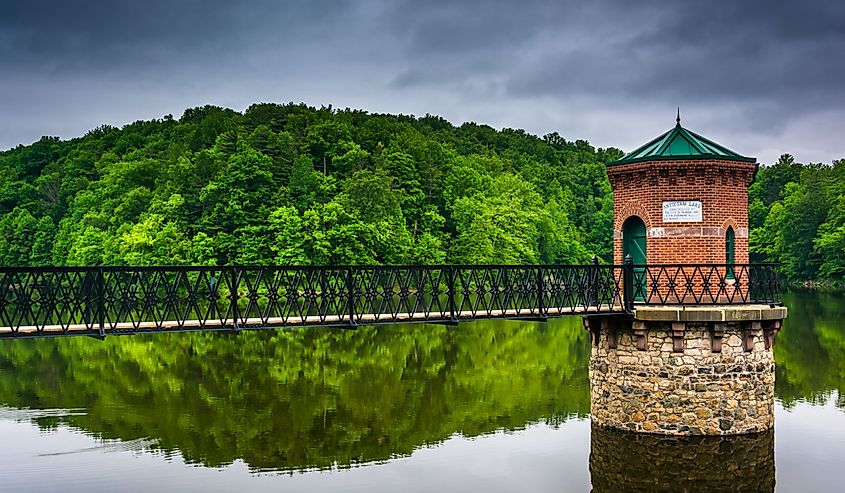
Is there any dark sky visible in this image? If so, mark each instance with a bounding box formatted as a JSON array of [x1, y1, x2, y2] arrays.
[[2, 0, 843, 164]]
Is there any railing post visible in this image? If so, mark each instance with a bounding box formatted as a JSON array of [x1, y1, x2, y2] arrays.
[[447, 265, 457, 323], [748, 264, 758, 304], [230, 266, 240, 331], [536, 266, 545, 316], [347, 266, 356, 327], [97, 267, 105, 338], [589, 256, 600, 308], [623, 254, 634, 313]]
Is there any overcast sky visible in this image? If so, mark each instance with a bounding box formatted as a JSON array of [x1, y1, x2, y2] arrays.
[[1, 0, 843, 165]]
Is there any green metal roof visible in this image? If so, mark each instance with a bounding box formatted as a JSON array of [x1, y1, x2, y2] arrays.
[[609, 116, 756, 166]]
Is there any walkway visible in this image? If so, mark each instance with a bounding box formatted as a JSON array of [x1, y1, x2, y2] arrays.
[[0, 263, 781, 338]]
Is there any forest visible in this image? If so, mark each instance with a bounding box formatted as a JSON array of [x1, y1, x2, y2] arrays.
[[749, 155, 845, 286], [0, 102, 842, 285], [0, 104, 616, 268]]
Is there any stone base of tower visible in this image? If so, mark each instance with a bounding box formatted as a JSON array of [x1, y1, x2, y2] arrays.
[[585, 306, 786, 435]]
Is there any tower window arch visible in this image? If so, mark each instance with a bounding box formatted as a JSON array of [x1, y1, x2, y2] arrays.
[[725, 226, 735, 279]]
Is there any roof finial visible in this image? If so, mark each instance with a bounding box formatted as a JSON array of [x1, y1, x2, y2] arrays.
[[676, 107, 681, 126]]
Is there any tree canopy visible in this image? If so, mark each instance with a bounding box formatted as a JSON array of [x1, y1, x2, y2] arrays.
[[1, 103, 843, 286], [749, 155, 845, 286], [0, 104, 621, 267]]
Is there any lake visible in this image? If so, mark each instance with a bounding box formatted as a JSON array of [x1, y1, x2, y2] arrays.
[[0, 290, 842, 492]]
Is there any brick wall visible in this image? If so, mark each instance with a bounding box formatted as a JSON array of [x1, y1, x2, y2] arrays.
[[607, 159, 756, 265]]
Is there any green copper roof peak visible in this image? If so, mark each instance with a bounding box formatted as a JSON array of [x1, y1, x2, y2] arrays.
[[609, 117, 756, 166]]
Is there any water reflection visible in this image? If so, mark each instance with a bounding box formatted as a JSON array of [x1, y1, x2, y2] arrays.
[[590, 424, 775, 493], [0, 289, 843, 484], [0, 318, 590, 472], [774, 291, 845, 408]]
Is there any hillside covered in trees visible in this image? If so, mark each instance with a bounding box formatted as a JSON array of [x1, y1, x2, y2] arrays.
[[0, 104, 618, 267], [749, 155, 845, 286], [0, 103, 843, 285]]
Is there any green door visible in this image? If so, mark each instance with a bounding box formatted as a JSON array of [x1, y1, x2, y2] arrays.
[[623, 216, 647, 301]]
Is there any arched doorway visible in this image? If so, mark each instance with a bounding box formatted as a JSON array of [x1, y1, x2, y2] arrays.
[[622, 216, 647, 301]]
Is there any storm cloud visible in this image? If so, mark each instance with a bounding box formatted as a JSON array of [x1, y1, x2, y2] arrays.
[[1, 0, 843, 164]]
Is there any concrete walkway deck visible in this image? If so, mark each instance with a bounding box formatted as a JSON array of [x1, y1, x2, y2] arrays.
[[633, 304, 787, 322]]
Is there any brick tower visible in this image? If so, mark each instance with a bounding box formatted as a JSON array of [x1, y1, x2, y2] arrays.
[[586, 113, 786, 436], [606, 112, 757, 266]]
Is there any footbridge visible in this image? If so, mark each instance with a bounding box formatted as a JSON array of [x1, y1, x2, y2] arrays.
[[0, 260, 781, 339]]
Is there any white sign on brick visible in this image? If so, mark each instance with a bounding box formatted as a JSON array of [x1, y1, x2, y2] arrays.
[[662, 201, 702, 222]]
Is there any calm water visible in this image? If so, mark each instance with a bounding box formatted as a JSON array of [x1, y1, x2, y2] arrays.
[[0, 290, 843, 492]]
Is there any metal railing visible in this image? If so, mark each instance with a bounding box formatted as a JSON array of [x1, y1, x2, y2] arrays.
[[626, 262, 782, 307], [0, 260, 781, 338]]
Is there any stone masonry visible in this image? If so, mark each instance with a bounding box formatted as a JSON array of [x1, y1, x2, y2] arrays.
[[586, 316, 781, 435]]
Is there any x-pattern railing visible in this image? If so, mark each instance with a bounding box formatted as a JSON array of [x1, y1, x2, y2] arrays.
[[0, 261, 781, 338], [631, 263, 781, 305]]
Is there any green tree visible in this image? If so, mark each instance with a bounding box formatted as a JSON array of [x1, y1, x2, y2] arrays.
[[815, 194, 845, 281], [199, 148, 276, 235], [117, 214, 192, 265], [0, 207, 39, 265], [289, 155, 335, 212], [451, 174, 543, 264]]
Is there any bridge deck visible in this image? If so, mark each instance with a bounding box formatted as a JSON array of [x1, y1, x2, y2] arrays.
[[1, 306, 622, 337]]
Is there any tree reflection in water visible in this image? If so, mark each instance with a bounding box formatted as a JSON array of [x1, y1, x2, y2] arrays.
[[0, 318, 590, 472], [0, 289, 842, 477], [775, 290, 845, 408]]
